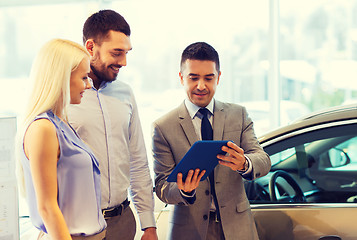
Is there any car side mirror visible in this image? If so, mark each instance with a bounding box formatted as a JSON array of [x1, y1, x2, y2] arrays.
[[329, 147, 350, 167]]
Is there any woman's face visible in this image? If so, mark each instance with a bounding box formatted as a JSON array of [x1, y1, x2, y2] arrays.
[[70, 57, 91, 104]]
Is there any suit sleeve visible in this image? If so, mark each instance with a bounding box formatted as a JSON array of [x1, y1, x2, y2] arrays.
[[152, 122, 193, 205], [240, 106, 271, 180]]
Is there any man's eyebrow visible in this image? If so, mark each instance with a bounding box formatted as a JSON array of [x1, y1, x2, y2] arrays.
[[205, 73, 215, 77], [188, 73, 215, 77], [113, 47, 133, 52]]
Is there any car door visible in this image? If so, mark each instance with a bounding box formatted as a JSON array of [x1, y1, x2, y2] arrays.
[[248, 121, 357, 240]]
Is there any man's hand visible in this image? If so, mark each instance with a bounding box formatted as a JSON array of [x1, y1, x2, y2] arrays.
[[177, 168, 206, 194], [217, 141, 247, 171], [141, 227, 158, 240]]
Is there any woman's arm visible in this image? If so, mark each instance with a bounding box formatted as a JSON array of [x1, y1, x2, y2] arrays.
[[24, 119, 72, 240]]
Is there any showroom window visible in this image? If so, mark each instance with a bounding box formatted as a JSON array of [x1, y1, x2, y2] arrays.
[[1, 0, 357, 238]]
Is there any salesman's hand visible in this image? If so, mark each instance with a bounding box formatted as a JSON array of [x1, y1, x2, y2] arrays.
[[177, 168, 206, 194], [217, 141, 247, 171]]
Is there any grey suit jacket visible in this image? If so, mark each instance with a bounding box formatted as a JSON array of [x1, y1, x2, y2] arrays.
[[152, 100, 271, 240]]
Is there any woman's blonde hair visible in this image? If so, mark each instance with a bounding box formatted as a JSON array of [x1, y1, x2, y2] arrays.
[[24, 38, 90, 126], [17, 39, 90, 196]]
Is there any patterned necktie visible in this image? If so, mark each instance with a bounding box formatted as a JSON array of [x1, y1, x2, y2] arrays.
[[198, 108, 220, 221]]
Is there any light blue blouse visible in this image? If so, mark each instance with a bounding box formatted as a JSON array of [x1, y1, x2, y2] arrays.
[[21, 110, 106, 236]]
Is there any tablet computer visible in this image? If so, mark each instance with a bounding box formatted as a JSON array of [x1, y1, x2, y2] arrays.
[[166, 140, 230, 182]]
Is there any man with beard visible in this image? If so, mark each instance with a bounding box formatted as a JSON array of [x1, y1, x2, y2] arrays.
[[68, 10, 158, 240]]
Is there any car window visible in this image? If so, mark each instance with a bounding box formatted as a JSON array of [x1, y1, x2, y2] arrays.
[[270, 148, 296, 166], [311, 136, 357, 170], [247, 123, 357, 204]]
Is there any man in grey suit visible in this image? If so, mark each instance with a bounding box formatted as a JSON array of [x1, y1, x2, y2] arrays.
[[152, 42, 271, 240]]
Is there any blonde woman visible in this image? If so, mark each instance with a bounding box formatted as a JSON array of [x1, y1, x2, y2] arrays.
[[17, 39, 106, 240]]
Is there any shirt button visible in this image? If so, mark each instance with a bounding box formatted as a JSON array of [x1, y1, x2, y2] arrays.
[[205, 190, 209, 195], [203, 214, 208, 220]]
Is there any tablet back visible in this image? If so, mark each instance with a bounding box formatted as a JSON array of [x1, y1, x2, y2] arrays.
[[166, 140, 229, 182]]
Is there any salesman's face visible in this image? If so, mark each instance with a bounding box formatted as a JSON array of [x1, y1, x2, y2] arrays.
[[180, 59, 221, 108]]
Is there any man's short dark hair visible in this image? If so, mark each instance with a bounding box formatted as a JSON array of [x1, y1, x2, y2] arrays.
[[180, 42, 220, 72], [83, 9, 131, 44]]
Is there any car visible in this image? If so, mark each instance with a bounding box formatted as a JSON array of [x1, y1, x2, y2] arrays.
[[246, 103, 357, 240]]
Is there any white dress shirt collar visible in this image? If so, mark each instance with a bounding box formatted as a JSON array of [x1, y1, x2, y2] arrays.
[[184, 98, 215, 119]]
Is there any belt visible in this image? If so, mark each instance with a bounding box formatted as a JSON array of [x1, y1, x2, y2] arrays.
[[102, 199, 130, 218]]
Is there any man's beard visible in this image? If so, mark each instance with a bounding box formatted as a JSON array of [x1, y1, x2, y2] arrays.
[[91, 64, 118, 83]]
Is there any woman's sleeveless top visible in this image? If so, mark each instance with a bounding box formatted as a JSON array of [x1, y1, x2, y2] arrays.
[[20, 111, 106, 236]]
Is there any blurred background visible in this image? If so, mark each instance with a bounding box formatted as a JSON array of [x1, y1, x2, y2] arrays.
[[1, 0, 356, 238]]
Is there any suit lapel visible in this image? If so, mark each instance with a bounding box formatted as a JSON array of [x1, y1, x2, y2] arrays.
[[213, 100, 225, 141], [178, 102, 199, 146]]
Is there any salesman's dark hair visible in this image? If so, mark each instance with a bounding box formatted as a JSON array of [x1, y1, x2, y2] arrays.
[[180, 42, 220, 72]]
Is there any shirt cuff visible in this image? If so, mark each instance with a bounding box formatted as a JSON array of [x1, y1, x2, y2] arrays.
[[179, 189, 196, 204], [138, 211, 156, 231], [180, 189, 196, 197]]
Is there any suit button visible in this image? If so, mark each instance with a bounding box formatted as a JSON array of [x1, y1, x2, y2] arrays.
[[205, 190, 209, 195], [203, 215, 208, 220]]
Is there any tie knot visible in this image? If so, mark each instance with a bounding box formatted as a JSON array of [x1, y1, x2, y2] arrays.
[[199, 108, 210, 118]]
